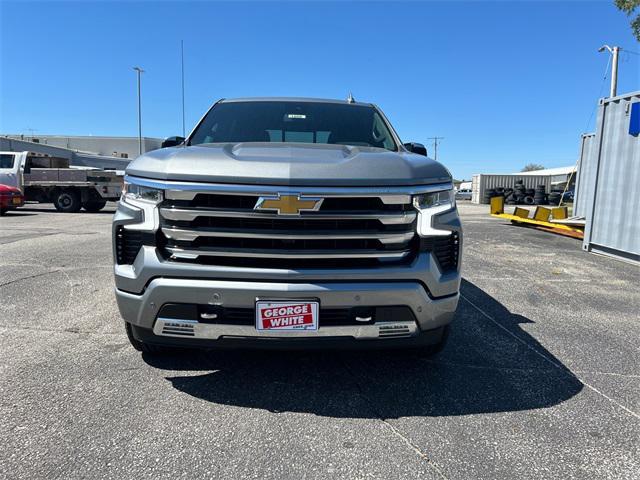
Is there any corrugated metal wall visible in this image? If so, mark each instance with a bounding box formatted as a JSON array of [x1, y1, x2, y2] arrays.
[[583, 91, 640, 264], [573, 133, 596, 217], [0, 137, 130, 170], [471, 174, 552, 204]]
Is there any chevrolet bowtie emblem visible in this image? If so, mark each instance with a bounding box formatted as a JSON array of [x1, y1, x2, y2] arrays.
[[254, 194, 323, 215]]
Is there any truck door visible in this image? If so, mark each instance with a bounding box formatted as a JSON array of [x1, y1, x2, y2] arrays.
[[0, 153, 19, 188]]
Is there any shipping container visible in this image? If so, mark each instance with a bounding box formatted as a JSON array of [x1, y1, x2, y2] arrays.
[[582, 91, 640, 264], [573, 133, 596, 217], [471, 174, 552, 204]]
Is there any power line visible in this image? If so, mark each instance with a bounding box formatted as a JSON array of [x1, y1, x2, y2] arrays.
[[584, 54, 611, 132]]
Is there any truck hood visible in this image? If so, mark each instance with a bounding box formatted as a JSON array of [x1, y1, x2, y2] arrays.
[[126, 143, 452, 186]]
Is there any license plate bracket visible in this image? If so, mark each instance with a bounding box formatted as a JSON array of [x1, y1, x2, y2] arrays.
[[255, 300, 319, 331]]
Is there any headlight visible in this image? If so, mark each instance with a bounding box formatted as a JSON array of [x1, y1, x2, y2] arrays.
[[413, 189, 455, 237], [122, 181, 164, 204], [413, 189, 455, 210]]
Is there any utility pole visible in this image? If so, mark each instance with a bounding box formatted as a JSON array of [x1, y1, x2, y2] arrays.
[[426, 136, 444, 161], [25, 128, 37, 140], [133, 66, 145, 156], [598, 45, 621, 97], [181, 40, 186, 138]]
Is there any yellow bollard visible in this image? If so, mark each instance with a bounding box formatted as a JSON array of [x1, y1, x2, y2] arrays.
[[490, 196, 504, 215], [551, 206, 568, 220], [533, 207, 552, 222]]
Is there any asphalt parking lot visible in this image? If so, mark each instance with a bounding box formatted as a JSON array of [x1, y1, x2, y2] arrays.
[[1, 202, 638, 479]]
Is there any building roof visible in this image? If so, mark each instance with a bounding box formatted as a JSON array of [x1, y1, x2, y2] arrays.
[[2, 134, 162, 141], [515, 166, 576, 176]]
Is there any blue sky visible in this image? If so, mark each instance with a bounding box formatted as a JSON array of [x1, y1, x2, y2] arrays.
[[1, 1, 638, 179]]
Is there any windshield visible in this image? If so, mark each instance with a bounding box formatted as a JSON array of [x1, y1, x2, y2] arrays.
[[189, 101, 398, 151]]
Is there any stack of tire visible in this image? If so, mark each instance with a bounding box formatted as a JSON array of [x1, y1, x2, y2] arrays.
[[484, 188, 497, 204], [513, 181, 526, 204], [548, 191, 562, 205], [486, 182, 551, 206], [504, 188, 516, 204], [534, 185, 547, 205]]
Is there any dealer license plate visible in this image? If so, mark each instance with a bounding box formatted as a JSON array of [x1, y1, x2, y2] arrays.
[[255, 300, 319, 331]]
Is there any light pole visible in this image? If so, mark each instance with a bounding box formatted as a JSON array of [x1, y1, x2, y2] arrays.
[[598, 45, 621, 98], [181, 40, 186, 138], [133, 66, 145, 155]]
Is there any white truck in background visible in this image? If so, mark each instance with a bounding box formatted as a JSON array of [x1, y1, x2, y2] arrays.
[[0, 151, 123, 212]]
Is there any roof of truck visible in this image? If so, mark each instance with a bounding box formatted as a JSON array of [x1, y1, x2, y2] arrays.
[[219, 97, 373, 107]]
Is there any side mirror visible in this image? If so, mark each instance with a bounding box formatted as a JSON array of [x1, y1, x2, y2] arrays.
[[403, 142, 427, 156], [161, 136, 185, 148]]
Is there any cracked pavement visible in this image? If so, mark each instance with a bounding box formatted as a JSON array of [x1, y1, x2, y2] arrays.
[[1, 203, 638, 479]]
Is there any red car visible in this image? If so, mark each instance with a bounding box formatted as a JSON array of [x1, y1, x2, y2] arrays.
[[0, 184, 24, 215]]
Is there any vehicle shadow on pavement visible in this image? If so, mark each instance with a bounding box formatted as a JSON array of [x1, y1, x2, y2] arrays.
[[15, 207, 117, 214], [0, 212, 37, 217], [143, 279, 583, 418]]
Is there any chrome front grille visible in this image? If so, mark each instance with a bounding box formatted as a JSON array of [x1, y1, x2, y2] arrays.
[[158, 189, 418, 269]]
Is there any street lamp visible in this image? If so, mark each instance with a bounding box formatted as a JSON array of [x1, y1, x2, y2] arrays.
[[133, 66, 145, 156]]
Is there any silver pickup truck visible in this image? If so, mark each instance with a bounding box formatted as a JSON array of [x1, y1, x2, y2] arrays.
[[113, 97, 461, 354]]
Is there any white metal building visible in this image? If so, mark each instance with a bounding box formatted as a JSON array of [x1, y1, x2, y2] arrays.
[[471, 166, 576, 204], [1, 134, 163, 159]]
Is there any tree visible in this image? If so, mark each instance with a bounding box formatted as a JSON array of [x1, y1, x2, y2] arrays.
[[615, 0, 640, 41], [521, 163, 545, 172]]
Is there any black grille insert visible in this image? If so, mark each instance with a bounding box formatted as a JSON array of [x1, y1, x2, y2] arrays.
[[157, 303, 417, 327], [420, 232, 460, 272], [115, 226, 143, 265]]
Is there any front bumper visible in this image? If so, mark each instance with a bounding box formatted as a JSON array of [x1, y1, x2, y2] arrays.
[[116, 278, 458, 346], [0, 194, 24, 209]]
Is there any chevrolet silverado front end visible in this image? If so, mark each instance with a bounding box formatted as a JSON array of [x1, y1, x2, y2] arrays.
[[113, 98, 462, 354]]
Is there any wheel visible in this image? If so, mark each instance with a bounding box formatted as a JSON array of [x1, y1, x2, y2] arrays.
[[0, 208, 6, 216], [53, 189, 81, 213], [409, 325, 450, 357], [124, 322, 168, 354], [82, 200, 107, 212]]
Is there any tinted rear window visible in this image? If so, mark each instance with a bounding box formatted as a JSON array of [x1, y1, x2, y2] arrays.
[[189, 101, 397, 151]]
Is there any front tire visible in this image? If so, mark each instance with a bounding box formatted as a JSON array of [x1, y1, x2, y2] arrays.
[[125, 322, 168, 354], [410, 325, 450, 357], [82, 200, 107, 212], [53, 189, 81, 213]]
